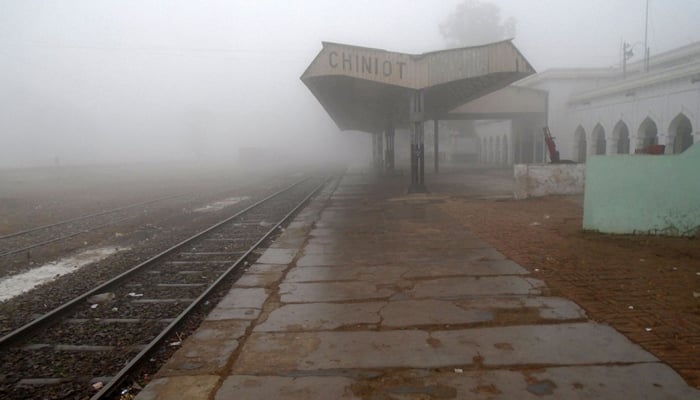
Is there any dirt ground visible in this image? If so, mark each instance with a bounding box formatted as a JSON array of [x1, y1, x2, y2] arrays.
[[0, 163, 271, 234], [440, 194, 700, 389]]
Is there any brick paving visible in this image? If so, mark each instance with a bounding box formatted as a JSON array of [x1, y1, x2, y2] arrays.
[[441, 195, 700, 388]]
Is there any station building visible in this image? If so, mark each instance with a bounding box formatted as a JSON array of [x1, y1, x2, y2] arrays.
[[476, 41, 700, 165]]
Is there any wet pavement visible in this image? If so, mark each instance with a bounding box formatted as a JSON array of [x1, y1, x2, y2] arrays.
[[135, 173, 700, 399]]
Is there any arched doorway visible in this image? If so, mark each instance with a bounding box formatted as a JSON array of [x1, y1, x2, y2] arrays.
[[488, 137, 494, 164], [669, 113, 694, 153], [574, 125, 587, 162], [638, 117, 658, 150], [613, 121, 630, 154], [592, 124, 606, 155], [502, 134, 509, 165]]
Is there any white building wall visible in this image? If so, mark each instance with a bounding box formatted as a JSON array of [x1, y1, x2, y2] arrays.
[[475, 43, 700, 165], [520, 77, 614, 161], [571, 78, 700, 154]]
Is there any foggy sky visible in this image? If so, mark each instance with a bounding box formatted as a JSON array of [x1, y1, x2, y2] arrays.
[[1, 0, 698, 168]]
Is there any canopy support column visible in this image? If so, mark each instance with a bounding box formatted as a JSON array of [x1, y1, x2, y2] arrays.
[[385, 124, 395, 173], [409, 91, 427, 193], [376, 132, 384, 172], [371, 133, 384, 172], [434, 119, 440, 174]]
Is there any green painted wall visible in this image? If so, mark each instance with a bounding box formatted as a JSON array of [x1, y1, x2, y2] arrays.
[[583, 144, 700, 236]]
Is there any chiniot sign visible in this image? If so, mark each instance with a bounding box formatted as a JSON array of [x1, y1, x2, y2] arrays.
[[327, 50, 408, 81]]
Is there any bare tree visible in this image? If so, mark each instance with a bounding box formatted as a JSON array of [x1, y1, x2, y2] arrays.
[[440, 0, 516, 47]]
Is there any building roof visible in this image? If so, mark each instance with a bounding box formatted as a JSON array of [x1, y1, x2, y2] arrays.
[[516, 41, 700, 88], [570, 61, 700, 104], [301, 40, 535, 133]]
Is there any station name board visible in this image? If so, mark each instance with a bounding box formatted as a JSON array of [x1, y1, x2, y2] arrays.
[[328, 51, 407, 80]]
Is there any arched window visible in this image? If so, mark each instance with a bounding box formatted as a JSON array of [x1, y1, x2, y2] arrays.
[[592, 124, 606, 155], [668, 113, 694, 154], [612, 121, 630, 154], [574, 125, 587, 162], [637, 117, 658, 150]]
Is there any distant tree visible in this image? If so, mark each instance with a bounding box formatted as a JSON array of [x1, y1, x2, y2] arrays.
[[440, 0, 516, 47]]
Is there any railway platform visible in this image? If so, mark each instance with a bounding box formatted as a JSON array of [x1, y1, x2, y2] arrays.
[[135, 172, 700, 399]]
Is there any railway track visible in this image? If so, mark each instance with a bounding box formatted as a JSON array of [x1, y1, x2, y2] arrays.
[[0, 195, 184, 260], [0, 175, 328, 400], [0, 177, 286, 277]]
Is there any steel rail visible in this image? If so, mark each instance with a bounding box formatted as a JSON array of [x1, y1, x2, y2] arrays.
[[0, 194, 183, 241], [0, 178, 309, 349], [92, 176, 331, 399], [0, 216, 136, 258]]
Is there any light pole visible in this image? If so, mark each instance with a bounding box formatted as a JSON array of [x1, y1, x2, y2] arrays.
[[644, 0, 650, 72], [622, 41, 641, 79]]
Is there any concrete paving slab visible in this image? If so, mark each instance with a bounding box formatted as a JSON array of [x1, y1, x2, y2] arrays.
[[279, 282, 395, 303], [233, 323, 655, 374], [256, 248, 299, 264], [256, 296, 584, 331], [268, 222, 312, 249], [309, 227, 337, 237], [255, 302, 384, 331], [347, 364, 700, 399], [380, 299, 494, 327], [286, 221, 311, 229], [308, 248, 508, 270], [304, 236, 337, 246], [214, 288, 268, 309], [268, 234, 306, 249], [295, 253, 344, 267], [433, 322, 658, 366], [402, 259, 528, 277], [133, 375, 219, 400], [234, 272, 283, 288], [216, 376, 360, 399], [406, 276, 545, 299], [156, 320, 248, 377], [246, 263, 287, 274], [285, 265, 406, 283], [453, 296, 587, 320], [403, 251, 512, 267], [232, 330, 469, 373], [523, 363, 700, 399], [301, 243, 343, 254], [207, 307, 261, 321], [205, 288, 268, 321]]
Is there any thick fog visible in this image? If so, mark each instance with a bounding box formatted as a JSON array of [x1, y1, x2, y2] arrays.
[[1, 0, 698, 168]]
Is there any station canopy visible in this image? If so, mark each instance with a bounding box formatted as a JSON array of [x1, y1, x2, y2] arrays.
[[301, 40, 536, 133]]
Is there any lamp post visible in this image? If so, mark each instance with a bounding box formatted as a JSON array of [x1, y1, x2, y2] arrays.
[[622, 42, 641, 79]]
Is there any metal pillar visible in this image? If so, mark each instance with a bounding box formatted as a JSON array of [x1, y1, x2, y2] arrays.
[[434, 119, 439, 174], [409, 91, 427, 193], [384, 124, 395, 173], [378, 133, 384, 171], [532, 128, 537, 163], [371, 133, 379, 171]]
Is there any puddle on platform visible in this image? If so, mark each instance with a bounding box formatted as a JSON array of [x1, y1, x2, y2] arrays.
[[194, 196, 249, 212], [0, 247, 127, 302]]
